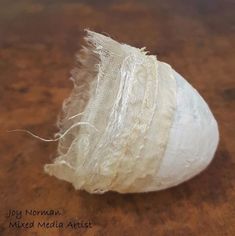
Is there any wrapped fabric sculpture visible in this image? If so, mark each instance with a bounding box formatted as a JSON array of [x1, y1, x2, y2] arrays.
[[44, 30, 219, 193]]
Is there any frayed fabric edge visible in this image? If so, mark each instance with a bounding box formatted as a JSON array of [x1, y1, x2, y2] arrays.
[[44, 30, 126, 189]]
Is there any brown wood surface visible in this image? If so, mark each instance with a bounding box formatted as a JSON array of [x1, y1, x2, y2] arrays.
[[0, 0, 234, 235]]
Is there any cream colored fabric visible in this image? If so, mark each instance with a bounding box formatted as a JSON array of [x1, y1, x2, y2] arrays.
[[44, 30, 177, 193]]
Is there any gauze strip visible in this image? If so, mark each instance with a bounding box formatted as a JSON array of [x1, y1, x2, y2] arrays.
[[44, 30, 177, 193]]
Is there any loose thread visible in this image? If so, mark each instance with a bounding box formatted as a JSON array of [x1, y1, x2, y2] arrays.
[[7, 121, 99, 142]]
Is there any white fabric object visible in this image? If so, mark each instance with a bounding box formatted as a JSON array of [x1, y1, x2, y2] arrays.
[[44, 30, 219, 193]]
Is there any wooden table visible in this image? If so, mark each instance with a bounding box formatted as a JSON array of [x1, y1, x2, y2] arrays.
[[0, 0, 234, 235]]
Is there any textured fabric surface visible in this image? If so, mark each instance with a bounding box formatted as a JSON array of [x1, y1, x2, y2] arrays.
[[44, 31, 177, 193]]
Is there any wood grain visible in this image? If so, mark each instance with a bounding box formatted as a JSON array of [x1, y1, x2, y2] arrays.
[[0, 0, 234, 235]]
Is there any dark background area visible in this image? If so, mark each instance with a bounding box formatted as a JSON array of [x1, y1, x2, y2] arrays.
[[0, 0, 234, 235]]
